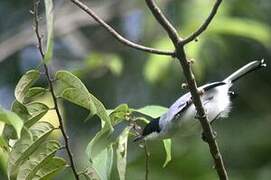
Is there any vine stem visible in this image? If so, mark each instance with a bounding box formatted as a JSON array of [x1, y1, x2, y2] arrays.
[[145, 0, 228, 179], [144, 141, 150, 180], [33, 1, 79, 180]]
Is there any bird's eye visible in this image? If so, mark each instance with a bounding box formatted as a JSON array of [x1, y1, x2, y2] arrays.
[[228, 91, 237, 98]]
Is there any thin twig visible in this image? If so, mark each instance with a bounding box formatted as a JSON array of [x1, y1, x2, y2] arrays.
[[69, 0, 175, 57], [145, 0, 181, 44], [144, 141, 150, 180], [181, 0, 222, 45], [33, 1, 79, 180], [145, 0, 228, 179]]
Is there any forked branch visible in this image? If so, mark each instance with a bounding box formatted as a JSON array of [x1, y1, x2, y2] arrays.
[[68, 0, 228, 179], [144, 0, 228, 179]]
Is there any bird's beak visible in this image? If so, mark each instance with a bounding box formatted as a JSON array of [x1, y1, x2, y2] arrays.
[[133, 135, 144, 142]]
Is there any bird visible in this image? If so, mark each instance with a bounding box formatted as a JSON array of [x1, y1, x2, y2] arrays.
[[134, 60, 266, 142]]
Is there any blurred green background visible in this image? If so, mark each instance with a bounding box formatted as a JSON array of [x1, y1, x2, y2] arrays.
[[0, 0, 270, 179]]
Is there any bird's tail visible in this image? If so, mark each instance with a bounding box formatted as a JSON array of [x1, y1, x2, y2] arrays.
[[223, 59, 266, 83]]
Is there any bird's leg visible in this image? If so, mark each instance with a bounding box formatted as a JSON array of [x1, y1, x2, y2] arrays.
[[201, 115, 217, 142]]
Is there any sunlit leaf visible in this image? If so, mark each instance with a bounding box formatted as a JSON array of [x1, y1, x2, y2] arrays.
[[0, 146, 9, 174], [8, 121, 54, 179], [23, 87, 47, 104], [25, 102, 49, 128], [210, 18, 271, 48], [15, 70, 40, 103], [134, 105, 168, 119], [109, 104, 130, 125], [61, 88, 94, 113], [163, 139, 172, 167], [55, 70, 97, 115], [0, 136, 9, 152], [55, 71, 114, 160], [17, 140, 61, 180], [0, 108, 24, 139], [92, 145, 113, 180], [116, 127, 131, 180], [44, 0, 54, 64], [32, 157, 66, 180]]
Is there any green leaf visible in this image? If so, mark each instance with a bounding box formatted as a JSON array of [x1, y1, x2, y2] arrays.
[[44, 0, 54, 64], [162, 139, 172, 167], [15, 70, 40, 103], [109, 104, 130, 125], [210, 18, 271, 48], [81, 167, 100, 180], [8, 121, 54, 179], [11, 100, 31, 120], [134, 105, 168, 119], [32, 157, 66, 180], [55, 70, 97, 115], [23, 87, 47, 104], [55, 71, 115, 159], [0, 108, 24, 139], [92, 145, 113, 180], [17, 140, 61, 180], [26, 102, 49, 115], [0, 146, 9, 174], [116, 127, 131, 180], [86, 129, 113, 162], [61, 88, 94, 113], [0, 136, 9, 152], [25, 103, 49, 128]]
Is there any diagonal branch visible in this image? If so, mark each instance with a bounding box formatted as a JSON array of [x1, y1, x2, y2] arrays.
[[181, 0, 222, 45], [69, 0, 175, 57], [33, 1, 79, 180], [144, 0, 228, 180], [145, 0, 181, 45]]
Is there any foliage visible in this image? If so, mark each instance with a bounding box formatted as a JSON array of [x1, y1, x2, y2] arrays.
[[0, 65, 170, 179]]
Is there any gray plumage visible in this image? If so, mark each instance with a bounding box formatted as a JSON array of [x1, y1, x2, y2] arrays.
[[134, 60, 266, 142]]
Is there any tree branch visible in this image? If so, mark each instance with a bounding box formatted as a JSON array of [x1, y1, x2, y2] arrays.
[[69, 0, 175, 57], [181, 0, 222, 45], [145, 0, 228, 179], [33, 1, 79, 180]]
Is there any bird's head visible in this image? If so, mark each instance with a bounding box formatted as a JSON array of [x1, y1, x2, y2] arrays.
[[133, 118, 161, 142]]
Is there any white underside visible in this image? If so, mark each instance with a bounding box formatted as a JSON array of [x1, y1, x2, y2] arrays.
[[145, 83, 232, 140]]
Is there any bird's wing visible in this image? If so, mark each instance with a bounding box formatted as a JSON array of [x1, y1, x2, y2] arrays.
[[159, 93, 192, 126], [200, 81, 226, 91], [159, 82, 228, 127]]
